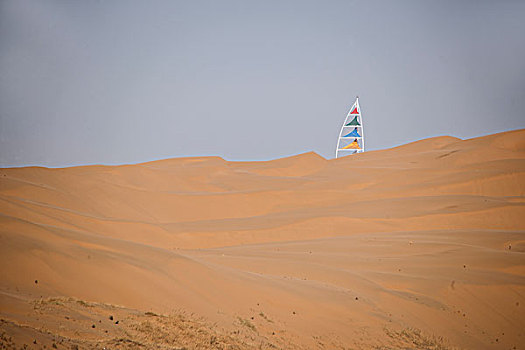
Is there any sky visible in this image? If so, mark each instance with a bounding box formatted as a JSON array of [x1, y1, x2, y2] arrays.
[[1, 0, 524, 167]]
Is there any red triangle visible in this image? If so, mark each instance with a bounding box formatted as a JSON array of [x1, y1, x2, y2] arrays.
[[350, 107, 359, 114]]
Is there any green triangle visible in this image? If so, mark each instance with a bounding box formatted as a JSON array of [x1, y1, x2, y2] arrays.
[[345, 116, 360, 126]]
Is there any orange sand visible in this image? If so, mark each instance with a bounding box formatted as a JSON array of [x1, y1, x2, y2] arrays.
[[1, 129, 524, 349]]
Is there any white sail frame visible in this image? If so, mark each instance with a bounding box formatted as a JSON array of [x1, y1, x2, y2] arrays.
[[335, 96, 365, 158]]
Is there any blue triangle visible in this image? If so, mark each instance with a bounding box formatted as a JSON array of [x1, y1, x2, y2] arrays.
[[343, 128, 361, 138]]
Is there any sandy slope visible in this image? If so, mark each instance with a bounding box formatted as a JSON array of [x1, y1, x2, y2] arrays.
[[1, 129, 524, 349]]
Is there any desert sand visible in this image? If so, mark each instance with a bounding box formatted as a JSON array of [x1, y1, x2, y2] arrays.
[[1, 129, 524, 349]]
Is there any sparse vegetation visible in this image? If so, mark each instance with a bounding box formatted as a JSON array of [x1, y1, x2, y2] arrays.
[[258, 312, 273, 323], [237, 317, 257, 332], [382, 327, 457, 350], [75, 300, 93, 307], [2, 298, 288, 349]]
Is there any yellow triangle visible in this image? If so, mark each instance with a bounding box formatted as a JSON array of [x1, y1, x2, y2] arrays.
[[342, 141, 361, 149]]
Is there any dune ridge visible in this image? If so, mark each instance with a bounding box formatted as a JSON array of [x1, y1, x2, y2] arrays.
[[1, 129, 524, 349]]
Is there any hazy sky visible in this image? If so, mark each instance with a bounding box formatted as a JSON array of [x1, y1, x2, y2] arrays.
[[1, 0, 524, 167]]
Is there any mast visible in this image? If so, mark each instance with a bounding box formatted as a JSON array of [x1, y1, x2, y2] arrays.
[[335, 96, 365, 158]]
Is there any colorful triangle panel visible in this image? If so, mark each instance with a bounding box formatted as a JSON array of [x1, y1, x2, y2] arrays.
[[345, 116, 360, 126], [343, 128, 361, 138], [350, 106, 359, 114], [342, 139, 361, 149]]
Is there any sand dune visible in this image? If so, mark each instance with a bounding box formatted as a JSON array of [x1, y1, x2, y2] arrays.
[[1, 129, 524, 349]]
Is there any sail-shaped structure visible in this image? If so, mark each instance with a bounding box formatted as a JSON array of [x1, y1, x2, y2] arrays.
[[335, 97, 365, 158]]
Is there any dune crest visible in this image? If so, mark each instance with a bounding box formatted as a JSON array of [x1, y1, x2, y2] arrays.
[[1, 129, 524, 349]]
